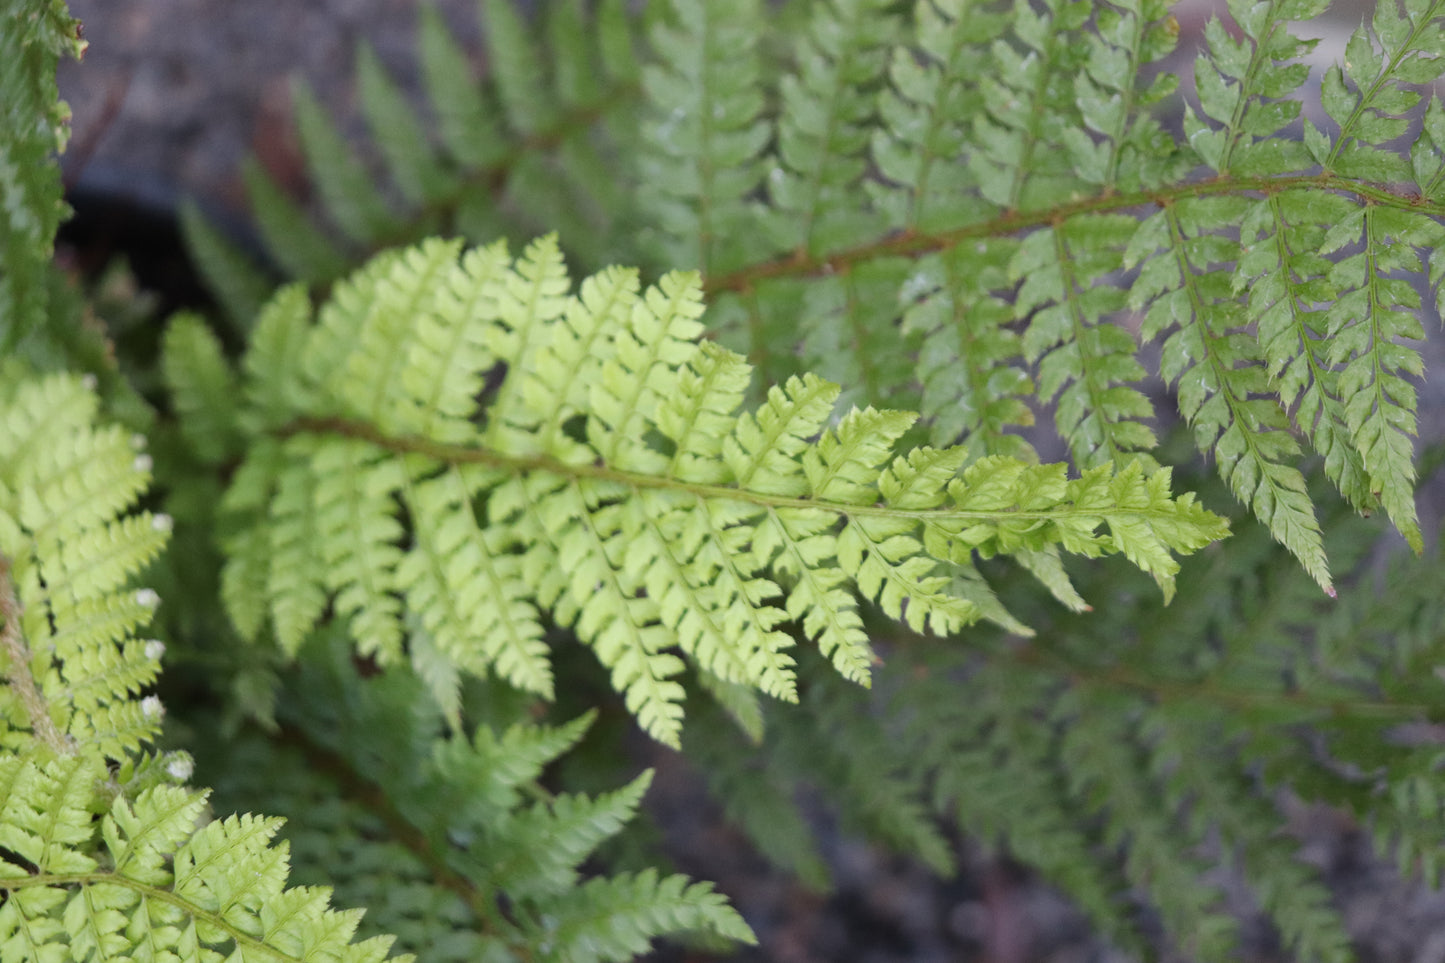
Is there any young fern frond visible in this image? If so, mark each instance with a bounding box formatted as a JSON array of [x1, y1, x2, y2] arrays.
[[178, 235, 1228, 747]]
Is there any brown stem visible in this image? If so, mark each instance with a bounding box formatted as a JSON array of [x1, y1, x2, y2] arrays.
[[0, 554, 73, 755]]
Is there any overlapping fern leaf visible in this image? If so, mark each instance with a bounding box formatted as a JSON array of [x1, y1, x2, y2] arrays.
[[193, 629, 755, 963], [181, 0, 645, 329], [0, 364, 411, 963], [690, 0, 1445, 594], [173, 235, 1228, 746], [184, 0, 1445, 595]]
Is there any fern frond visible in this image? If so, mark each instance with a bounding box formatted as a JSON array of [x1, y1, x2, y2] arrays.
[[205, 238, 1227, 746], [0, 0, 82, 348], [0, 368, 410, 963], [639, 0, 770, 276], [191, 633, 754, 961], [0, 369, 168, 760], [186, 0, 646, 302], [0, 754, 409, 963], [769, 0, 897, 256], [160, 313, 245, 466]]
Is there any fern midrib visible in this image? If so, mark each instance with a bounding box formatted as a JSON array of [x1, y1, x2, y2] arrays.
[[285, 416, 1194, 526], [706, 172, 1445, 295]]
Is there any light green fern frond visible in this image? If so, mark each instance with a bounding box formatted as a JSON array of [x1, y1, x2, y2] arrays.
[[0, 368, 169, 761], [0, 753, 407, 963], [185, 236, 1228, 747], [0, 365, 413, 963]]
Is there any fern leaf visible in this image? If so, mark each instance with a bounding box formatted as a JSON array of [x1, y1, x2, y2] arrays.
[[0, 0, 81, 347], [161, 313, 244, 465], [266, 438, 328, 654], [397, 465, 551, 697], [195, 649, 753, 961], [768, 0, 897, 254], [1234, 190, 1376, 514], [241, 159, 349, 283], [481, 0, 558, 136], [544, 869, 756, 963], [640, 0, 771, 276], [1318, 204, 1433, 552], [870, 0, 1003, 229], [177, 199, 275, 331], [233, 287, 312, 434], [417, 6, 506, 171], [490, 771, 653, 899], [0, 372, 169, 760], [356, 45, 455, 208], [1012, 216, 1158, 470], [312, 439, 407, 663], [209, 240, 1227, 745], [1129, 199, 1331, 591], [968, 0, 1091, 211], [1321, 0, 1445, 179], [292, 79, 399, 245]]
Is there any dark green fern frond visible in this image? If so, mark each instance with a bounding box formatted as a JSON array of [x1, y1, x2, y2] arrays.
[[690, 0, 1445, 589], [0, 0, 82, 349], [183, 236, 1227, 746], [194, 630, 755, 962], [182, 0, 645, 298], [638, 0, 771, 278]]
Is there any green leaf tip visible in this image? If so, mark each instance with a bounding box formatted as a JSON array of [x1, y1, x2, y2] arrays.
[[204, 236, 1230, 745]]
